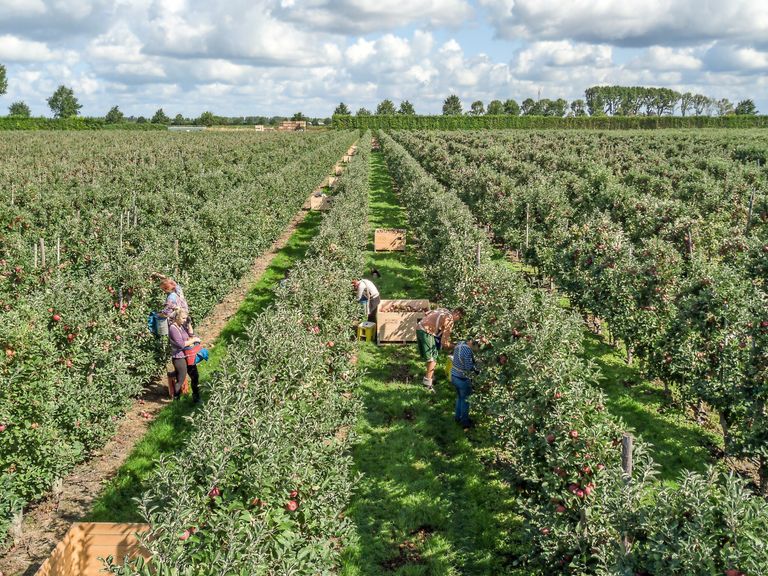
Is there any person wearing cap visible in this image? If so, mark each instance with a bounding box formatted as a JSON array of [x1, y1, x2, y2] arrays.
[[352, 278, 380, 322], [416, 308, 464, 392], [451, 338, 479, 429]]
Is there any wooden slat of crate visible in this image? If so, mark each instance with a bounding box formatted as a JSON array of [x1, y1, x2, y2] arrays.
[[374, 229, 406, 251], [377, 299, 430, 343], [36, 523, 150, 576], [310, 194, 332, 211], [327, 175, 338, 188]]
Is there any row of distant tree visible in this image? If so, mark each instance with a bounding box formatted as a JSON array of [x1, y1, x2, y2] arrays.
[[0, 64, 330, 125], [333, 86, 760, 118], [1, 64, 760, 122]]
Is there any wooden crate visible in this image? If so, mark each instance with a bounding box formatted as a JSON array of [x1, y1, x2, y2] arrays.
[[334, 164, 343, 176], [342, 154, 352, 163], [327, 175, 338, 188], [36, 523, 150, 576], [310, 194, 332, 211], [374, 229, 406, 252], [377, 299, 430, 343]]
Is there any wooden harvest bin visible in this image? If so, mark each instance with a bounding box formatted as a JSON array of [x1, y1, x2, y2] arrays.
[[374, 229, 406, 252], [327, 175, 338, 188], [377, 299, 430, 343], [334, 164, 343, 176], [310, 194, 333, 211], [342, 154, 352, 163], [36, 523, 150, 576]]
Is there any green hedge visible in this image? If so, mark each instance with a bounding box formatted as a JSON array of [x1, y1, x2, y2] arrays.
[[334, 114, 768, 130], [0, 117, 167, 130]]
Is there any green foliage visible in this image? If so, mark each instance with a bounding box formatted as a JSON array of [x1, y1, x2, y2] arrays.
[[0, 130, 359, 548], [0, 64, 6, 95], [334, 102, 351, 116], [377, 129, 768, 574], [487, 99, 504, 115], [151, 108, 170, 124], [356, 107, 371, 116], [105, 105, 124, 124], [469, 100, 485, 115], [375, 99, 396, 115], [397, 99, 415, 115], [504, 99, 520, 116], [197, 111, 215, 126], [735, 99, 758, 115], [108, 134, 373, 576], [47, 85, 82, 118], [442, 94, 463, 116], [8, 101, 30, 118], [0, 117, 166, 130], [333, 114, 768, 130]]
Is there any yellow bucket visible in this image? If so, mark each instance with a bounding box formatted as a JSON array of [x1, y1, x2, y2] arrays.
[[444, 356, 453, 379], [357, 321, 376, 342]]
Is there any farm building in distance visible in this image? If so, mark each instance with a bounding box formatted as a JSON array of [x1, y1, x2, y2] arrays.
[[278, 120, 307, 131]]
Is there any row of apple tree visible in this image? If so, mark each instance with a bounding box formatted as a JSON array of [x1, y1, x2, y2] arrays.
[[378, 130, 768, 575], [0, 131, 356, 548], [390, 128, 768, 495], [107, 133, 372, 575]]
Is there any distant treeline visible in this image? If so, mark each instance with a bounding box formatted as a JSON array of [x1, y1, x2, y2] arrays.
[[0, 117, 167, 131], [332, 114, 768, 130]]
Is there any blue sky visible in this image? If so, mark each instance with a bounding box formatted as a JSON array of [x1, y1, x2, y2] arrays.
[[0, 0, 766, 118]]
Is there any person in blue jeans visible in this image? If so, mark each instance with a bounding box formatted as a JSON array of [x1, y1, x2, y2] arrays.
[[451, 339, 479, 429]]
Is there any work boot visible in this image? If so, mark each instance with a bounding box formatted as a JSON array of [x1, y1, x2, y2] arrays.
[[422, 377, 435, 393]]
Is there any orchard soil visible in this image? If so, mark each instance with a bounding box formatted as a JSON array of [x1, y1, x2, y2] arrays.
[[0, 184, 332, 576]]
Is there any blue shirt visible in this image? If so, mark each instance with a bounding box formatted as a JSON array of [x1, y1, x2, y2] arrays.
[[451, 341, 476, 379]]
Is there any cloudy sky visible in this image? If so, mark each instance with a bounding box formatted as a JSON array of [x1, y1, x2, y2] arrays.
[[0, 0, 766, 118]]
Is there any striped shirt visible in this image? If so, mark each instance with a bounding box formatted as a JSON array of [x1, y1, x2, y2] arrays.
[[451, 341, 476, 379]]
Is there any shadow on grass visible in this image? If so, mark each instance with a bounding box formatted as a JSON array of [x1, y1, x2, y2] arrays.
[[341, 152, 528, 575], [342, 345, 526, 576], [86, 210, 324, 522], [582, 334, 722, 483]]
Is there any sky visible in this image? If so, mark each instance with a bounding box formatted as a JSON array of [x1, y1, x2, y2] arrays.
[[0, 0, 766, 118]]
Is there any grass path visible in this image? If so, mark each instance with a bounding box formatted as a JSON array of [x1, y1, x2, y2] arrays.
[[341, 153, 526, 576], [87, 211, 324, 522]]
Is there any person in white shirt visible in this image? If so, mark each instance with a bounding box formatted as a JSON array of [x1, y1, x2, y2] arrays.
[[352, 279, 380, 322]]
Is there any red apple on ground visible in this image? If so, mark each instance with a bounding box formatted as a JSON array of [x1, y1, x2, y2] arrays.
[[285, 500, 299, 512], [569, 430, 579, 439]]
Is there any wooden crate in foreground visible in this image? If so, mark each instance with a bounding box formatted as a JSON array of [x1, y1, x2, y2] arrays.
[[36, 523, 150, 576], [377, 299, 430, 343]]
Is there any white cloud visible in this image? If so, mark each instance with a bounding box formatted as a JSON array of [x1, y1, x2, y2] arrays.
[[479, 0, 768, 47], [630, 46, 702, 71], [0, 35, 57, 61], [274, 0, 473, 34]]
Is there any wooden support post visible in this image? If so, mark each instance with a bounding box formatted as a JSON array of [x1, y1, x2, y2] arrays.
[[56, 237, 61, 266], [39, 238, 46, 268], [746, 176, 756, 236], [686, 226, 694, 257], [525, 203, 530, 249], [119, 216, 124, 252], [621, 433, 634, 483], [33, 243, 38, 268], [475, 242, 481, 267]]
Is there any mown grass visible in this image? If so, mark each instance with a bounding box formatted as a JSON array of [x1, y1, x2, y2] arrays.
[[341, 152, 528, 575], [581, 334, 723, 483], [87, 211, 324, 522]]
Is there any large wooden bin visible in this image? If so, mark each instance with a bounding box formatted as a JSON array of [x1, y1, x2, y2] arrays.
[[36, 523, 150, 576], [377, 299, 430, 343], [310, 194, 333, 211], [374, 229, 406, 252]]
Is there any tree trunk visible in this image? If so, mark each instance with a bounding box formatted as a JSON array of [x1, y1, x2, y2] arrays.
[[626, 346, 633, 366], [695, 399, 706, 425], [760, 456, 768, 497], [719, 411, 730, 454]]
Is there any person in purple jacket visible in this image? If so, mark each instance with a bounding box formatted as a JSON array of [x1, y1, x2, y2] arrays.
[[168, 307, 201, 403]]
